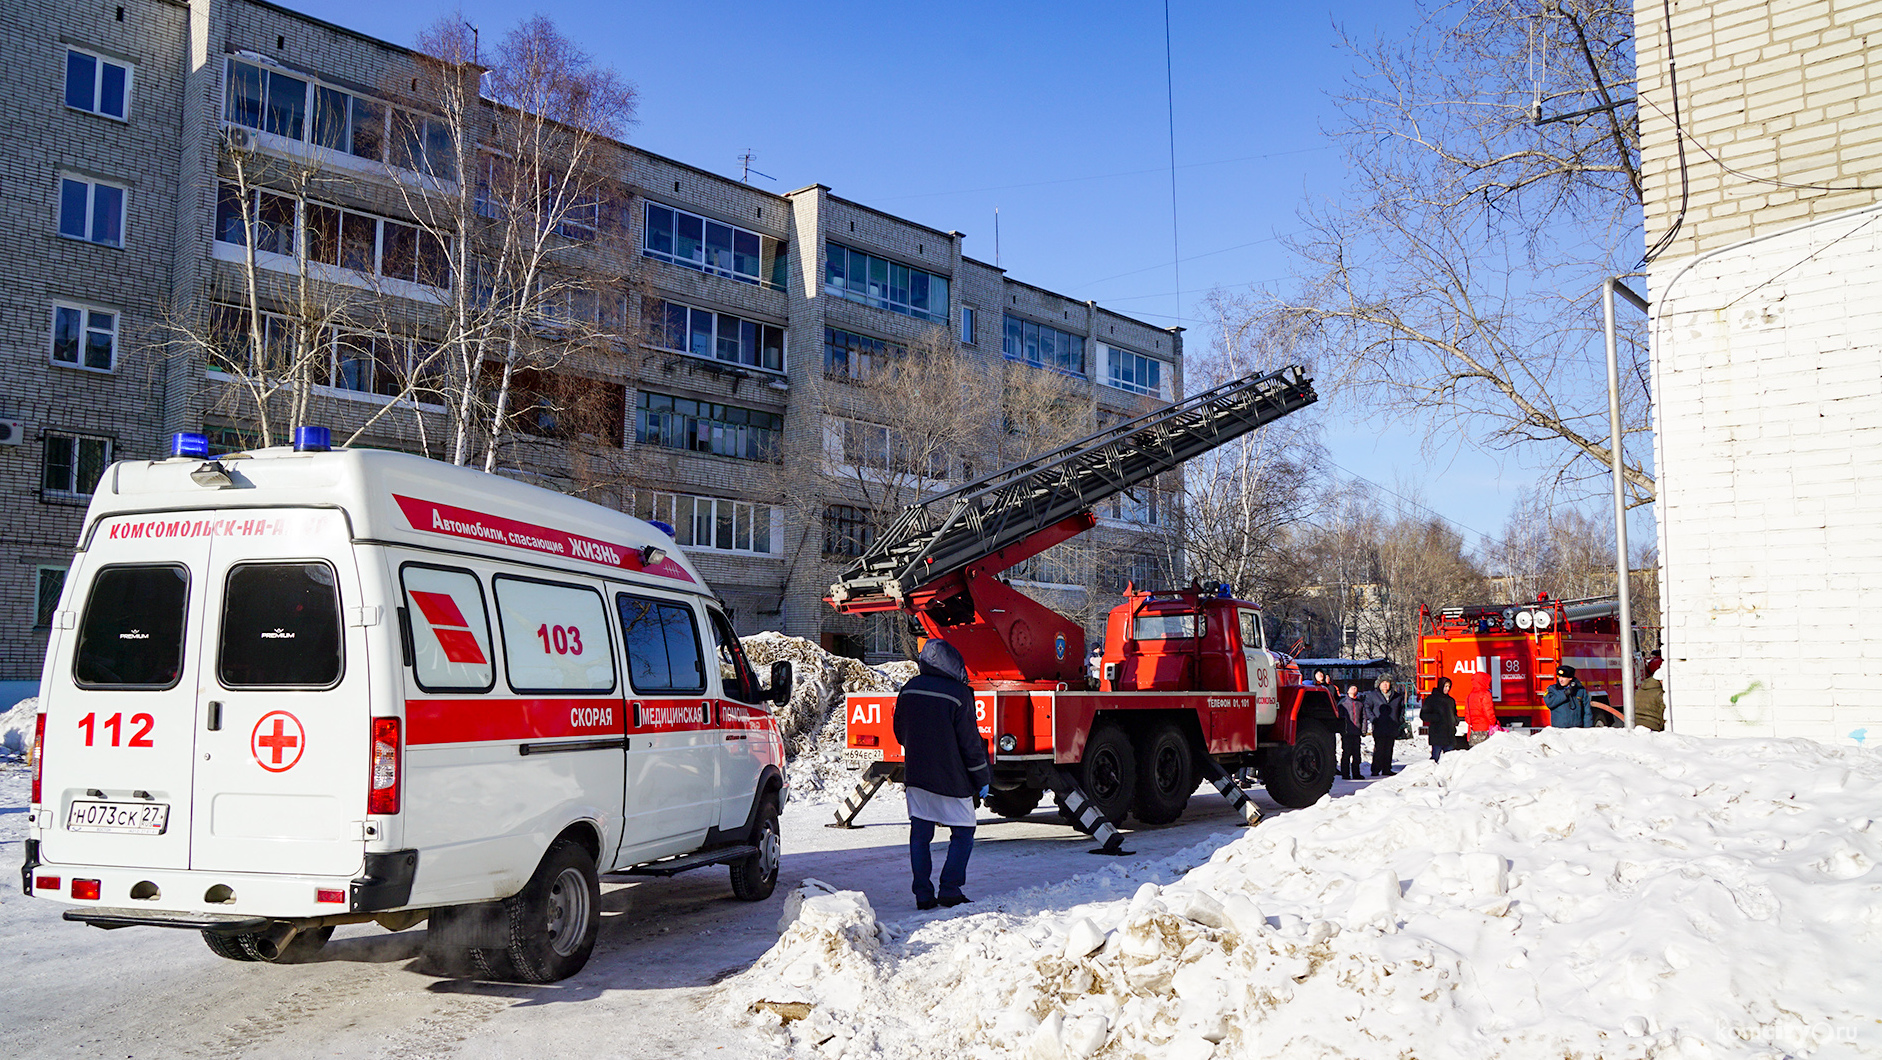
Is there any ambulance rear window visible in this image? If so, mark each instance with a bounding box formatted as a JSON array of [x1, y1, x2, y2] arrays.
[[73, 565, 190, 689], [618, 594, 705, 693], [218, 562, 343, 688]]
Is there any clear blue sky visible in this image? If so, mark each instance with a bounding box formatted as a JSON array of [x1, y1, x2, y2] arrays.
[[289, 0, 1591, 548]]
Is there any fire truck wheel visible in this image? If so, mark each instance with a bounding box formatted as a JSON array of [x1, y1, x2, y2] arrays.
[[986, 786, 1044, 819], [1131, 724, 1195, 825], [493, 839, 600, 983], [1262, 724, 1336, 809], [202, 930, 260, 961], [1078, 724, 1137, 825], [730, 795, 782, 901]]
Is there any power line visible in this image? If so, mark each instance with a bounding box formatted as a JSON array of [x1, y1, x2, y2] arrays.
[[1074, 230, 1299, 293], [1163, 0, 1182, 326]]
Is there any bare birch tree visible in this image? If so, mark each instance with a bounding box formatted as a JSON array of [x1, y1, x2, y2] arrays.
[[397, 16, 638, 471], [1283, 0, 1651, 506]]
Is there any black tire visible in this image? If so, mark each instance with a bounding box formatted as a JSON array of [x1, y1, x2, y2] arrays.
[[202, 930, 259, 962], [730, 794, 782, 902], [1131, 724, 1195, 825], [986, 786, 1044, 820], [491, 839, 601, 983], [1077, 723, 1136, 825], [1262, 724, 1336, 808]]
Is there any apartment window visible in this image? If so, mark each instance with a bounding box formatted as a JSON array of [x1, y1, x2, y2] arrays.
[[43, 434, 111, 497], [1108, 485, 1162, 527], [635, 491, 774, 554], [50, 304, 117, 371], [1103, 553, 1164, 593], [824, 242, 949, 323], [58, 176, 125, 247], [224, 58, 449, 177], [833, 417, 948, 479], [65, 48, 130, 119], [644, 299, 785, 372], [823, 327, 900, 382], [823, 504, 875, 557], [216, 183, 448, 288], [1105, 345, 1165, 397], [960, 305, 976, 345], [36, 566, 68, 629], [636, 391, 781, 461], [642, 202, 769, 285], [1003, 313, 1085, 376]]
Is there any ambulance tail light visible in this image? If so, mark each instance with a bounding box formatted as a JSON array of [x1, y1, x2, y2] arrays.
[[71, 879, 101, 901], [30, 712, 46, 805], [368, 717, 401, 815]]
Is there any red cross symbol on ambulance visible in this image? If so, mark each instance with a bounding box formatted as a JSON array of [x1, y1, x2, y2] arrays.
[[251, 710, 305, 772]]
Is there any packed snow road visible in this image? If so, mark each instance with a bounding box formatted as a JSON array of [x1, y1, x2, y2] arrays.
[[0, 762, 1335, 1059]]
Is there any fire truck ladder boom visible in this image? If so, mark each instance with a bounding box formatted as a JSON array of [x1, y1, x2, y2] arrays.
[[828, 365, 1318, 611]]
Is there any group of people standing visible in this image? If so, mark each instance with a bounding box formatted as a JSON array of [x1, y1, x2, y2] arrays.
[[1318, 668, 1519, 779]]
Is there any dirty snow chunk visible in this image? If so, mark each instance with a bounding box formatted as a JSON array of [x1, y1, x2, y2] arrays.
[[739, 633, 912, 803], [721, 728, 1882, 1059], [0, 697, 37, 758]]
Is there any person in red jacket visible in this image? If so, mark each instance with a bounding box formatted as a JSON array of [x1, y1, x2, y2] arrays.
[[1464, 671, 1497, 746]]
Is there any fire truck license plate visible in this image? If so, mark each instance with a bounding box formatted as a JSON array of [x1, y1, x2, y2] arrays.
[[65, 800, 170, 835]]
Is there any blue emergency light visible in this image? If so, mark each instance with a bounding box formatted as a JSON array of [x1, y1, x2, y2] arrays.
[[293, 426, 332, 453], [171, 432, 210, 459], [649, 520, 676, 538]]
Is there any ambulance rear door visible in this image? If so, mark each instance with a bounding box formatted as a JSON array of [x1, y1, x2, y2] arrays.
[[189, 509, 368, 878], [38, 522, 212, 871]]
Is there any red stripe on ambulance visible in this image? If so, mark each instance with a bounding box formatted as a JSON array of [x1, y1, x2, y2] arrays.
[[393, 495, 695, 583]]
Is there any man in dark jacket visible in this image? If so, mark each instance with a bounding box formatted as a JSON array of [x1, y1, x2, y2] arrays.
[[1359, 678, 1404, 777], [1545, 665, 1594, 728], [892, 639, 991, 909], [1337, 683, 1365, 780], [1421, 676, 1459, 761]]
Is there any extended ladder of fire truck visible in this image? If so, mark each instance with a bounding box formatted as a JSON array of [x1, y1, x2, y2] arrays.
[[828, 365, 1319, 685], [824, 366, 1319, 847]]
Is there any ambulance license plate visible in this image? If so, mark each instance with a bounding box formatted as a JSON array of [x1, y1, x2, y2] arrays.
[[66, 800, 170, 835]]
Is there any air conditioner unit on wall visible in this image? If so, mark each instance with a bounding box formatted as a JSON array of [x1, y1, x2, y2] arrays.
[[0, 421, 24, 445], [223, 126, 257, 152]]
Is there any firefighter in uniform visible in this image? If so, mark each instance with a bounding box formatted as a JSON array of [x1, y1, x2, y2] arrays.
[[1545, 664, 1594, 728]]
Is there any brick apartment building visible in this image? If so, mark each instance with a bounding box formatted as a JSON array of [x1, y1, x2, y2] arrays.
[[1638, 0, 1882, 741], [0, 0, 1185, 688]]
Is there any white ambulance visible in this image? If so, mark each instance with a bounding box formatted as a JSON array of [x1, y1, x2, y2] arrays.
[[23, 429, 791, 983]]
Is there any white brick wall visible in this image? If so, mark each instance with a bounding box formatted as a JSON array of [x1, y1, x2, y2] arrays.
[[1649, 203, 1882, 744]]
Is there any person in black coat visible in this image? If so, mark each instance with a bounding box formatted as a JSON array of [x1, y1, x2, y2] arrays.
[[892, 639, 992, 909], [1421, 676, 1459, 761], [1337, 683, 1365, 780], [1359, 678, 1404, 777]]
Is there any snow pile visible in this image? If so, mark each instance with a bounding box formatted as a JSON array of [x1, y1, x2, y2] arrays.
[[0, 697, 36, 759], [725, 729, 1882, 1058], [740, 633, 913, 800]]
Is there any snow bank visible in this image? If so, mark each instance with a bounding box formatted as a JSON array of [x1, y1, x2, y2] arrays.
[[740, 633, 913, 801], [725, 729, 1882, 1058], [0, 697, 36, 759]]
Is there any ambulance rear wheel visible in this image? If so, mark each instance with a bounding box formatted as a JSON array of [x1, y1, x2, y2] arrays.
[[1077, 724, 1136, 826], [490, 839, 600, 983], [1131, 724, 1194, 825], [987, 786, 1044, 820], [202, 930, 259, 961], [730, 795, 781, 902]]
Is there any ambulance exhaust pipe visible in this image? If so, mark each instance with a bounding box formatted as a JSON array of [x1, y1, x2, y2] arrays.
[[250, 921, 302, 961]]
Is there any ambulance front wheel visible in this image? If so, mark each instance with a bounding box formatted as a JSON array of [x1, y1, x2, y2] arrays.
[[730, 794, 781, 902], [487, 839, 600, 983]]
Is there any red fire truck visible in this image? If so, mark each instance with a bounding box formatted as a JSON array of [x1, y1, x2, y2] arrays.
[[1414, 595, 1627, 728], [826, 368, 1334, 850]]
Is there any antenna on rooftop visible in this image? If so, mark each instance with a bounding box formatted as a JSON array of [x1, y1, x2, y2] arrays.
[[738, 150, 774, 184]]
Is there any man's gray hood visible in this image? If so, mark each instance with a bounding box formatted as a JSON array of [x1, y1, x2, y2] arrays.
[[916, 638, 969, 683]]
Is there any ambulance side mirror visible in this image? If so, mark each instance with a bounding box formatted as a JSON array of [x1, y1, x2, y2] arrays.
[[768, 660, 793, 706]]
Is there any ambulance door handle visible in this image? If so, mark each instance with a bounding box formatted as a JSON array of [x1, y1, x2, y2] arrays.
[[206, 701, 223, 731]]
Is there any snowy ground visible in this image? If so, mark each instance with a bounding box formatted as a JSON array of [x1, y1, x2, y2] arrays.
[[0, 754, 1332, 1058], [723, 730, 1882, 1060]]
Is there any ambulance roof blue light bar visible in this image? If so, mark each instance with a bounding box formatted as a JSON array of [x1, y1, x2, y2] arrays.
[[171, 432, 210, 459], [293, 426, 332, 453]]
